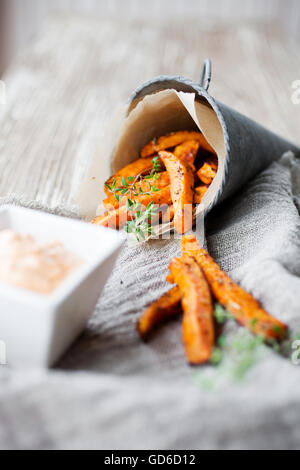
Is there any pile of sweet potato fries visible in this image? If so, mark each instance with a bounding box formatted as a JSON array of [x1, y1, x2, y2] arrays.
[[92, 130, 218, 234], [137, 235, 288, 364]]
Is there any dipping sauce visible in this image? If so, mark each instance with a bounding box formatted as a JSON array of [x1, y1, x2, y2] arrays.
[[0, 230, 82, 294]]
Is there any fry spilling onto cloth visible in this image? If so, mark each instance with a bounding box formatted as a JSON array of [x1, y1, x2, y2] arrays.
[[137, 235, 288, 365], [92, 131, 218, 237]]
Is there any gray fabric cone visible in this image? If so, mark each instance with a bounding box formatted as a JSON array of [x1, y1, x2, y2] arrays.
[[131, 76, 299, 208]]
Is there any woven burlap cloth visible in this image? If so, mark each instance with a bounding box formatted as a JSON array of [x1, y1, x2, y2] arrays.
[[0, 152, 300, 450]]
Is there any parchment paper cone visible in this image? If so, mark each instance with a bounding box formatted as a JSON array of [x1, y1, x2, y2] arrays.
[[77, 74, 299, 236]]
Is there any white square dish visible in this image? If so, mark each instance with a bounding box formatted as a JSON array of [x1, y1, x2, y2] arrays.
[[0, 205, 125, 368]]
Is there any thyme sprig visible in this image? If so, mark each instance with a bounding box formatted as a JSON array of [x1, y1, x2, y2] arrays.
[[144, 156, 162, 177], [196, 304, 299, 390], [105, 157, 162, 204], [125, 200, 158, 241], [105, 157, 162, 241]]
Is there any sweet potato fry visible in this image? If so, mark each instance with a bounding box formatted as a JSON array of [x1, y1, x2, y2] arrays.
[[141, 131, 215, 158], [161, 204, 174, 223], [103, 172, 170, 210], [104, 157, 157, 198], [137, 185, 172, 207], [137, 287, 182, 340], [174, 140, 199, 166], [181, 235, 288, 341], [167, 256, 214, 364], [94, 185, 172, 229], [159, 151, 194, 234], [194, 185, 209, 204], [196, 156, 218, 185], [91, 206, 131, 229]]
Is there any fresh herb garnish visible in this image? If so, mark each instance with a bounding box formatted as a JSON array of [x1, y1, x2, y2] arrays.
[[196, 303, 300, 390], [214, 303, 234, 324], [210, 347, 223, 366], [196, 328, 268, 390], [105, 157, 162, 205], [124, 200, 158, 241], [105, 157, 162, 241]]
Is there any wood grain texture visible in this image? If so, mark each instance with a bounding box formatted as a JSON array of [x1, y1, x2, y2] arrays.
[[0, 14, 299, 208], [2, 1, 300, 72]]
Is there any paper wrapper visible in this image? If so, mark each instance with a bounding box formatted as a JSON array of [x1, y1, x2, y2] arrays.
[[76, 76, 299, 235]]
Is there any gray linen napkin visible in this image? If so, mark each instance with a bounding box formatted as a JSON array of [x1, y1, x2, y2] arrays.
[[0, 152, 300, 450]]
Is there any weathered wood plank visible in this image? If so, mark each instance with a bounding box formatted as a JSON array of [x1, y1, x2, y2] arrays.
[[0, 15, 299, 208]]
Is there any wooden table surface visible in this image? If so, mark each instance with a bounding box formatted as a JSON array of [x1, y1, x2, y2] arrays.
[[0, 14, 299, 208]]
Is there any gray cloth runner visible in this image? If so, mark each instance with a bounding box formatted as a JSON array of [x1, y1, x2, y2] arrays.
[[0, 152, 300, 450]]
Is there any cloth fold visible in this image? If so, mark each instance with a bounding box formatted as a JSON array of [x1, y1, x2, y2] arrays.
[[0, 152, 300, 450]]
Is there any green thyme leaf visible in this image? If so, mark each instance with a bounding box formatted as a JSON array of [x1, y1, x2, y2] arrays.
[[210, 348, 223, 366], [214, 303, 233, 324]]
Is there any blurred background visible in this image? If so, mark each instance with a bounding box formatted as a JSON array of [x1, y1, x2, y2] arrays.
[[0, 0, 299, 208], [1, 0, 300, 76]]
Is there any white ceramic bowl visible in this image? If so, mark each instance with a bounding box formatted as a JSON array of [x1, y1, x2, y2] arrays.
[[0, 205, 125, 368]]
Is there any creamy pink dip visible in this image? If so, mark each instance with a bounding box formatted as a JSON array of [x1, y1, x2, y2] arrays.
[[0, 230, 81, 294]]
